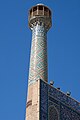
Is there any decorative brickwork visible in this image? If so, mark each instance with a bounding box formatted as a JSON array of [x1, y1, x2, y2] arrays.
[[28, 4, 51, 86], [28, 24, 48, 85], [26, 80, 40, 120]]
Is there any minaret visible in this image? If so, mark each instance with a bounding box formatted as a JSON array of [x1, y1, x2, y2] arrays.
[[26, 4, 52, 120]]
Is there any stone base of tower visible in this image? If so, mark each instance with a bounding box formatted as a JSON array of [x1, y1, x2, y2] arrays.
[[26, 80, 40, 120]]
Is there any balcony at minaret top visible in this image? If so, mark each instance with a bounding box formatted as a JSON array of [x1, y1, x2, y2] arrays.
[[28, 4, 52, 31]]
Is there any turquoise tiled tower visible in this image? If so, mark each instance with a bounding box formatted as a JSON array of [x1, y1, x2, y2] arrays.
[[26, 4, 80, 120], [26, 4, 52, 120], [28, 4, 52, 85]]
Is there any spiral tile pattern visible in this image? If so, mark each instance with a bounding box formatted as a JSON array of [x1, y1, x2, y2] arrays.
[[28, 24, 48, 85]]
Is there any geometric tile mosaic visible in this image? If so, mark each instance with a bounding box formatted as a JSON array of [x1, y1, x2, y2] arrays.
[[28, 24, 48, 85], [40, 79, 80, 120]]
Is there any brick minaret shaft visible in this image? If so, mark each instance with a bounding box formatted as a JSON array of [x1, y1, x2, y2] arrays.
[[26, 4, 52, 120]]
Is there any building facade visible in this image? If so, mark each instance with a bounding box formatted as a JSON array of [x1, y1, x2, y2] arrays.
[[40, 79, 80, 120], [26, 4, 80, 120]]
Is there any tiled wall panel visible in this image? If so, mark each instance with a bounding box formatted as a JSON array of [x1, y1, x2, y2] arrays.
[[40, 80, 80, 120]]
